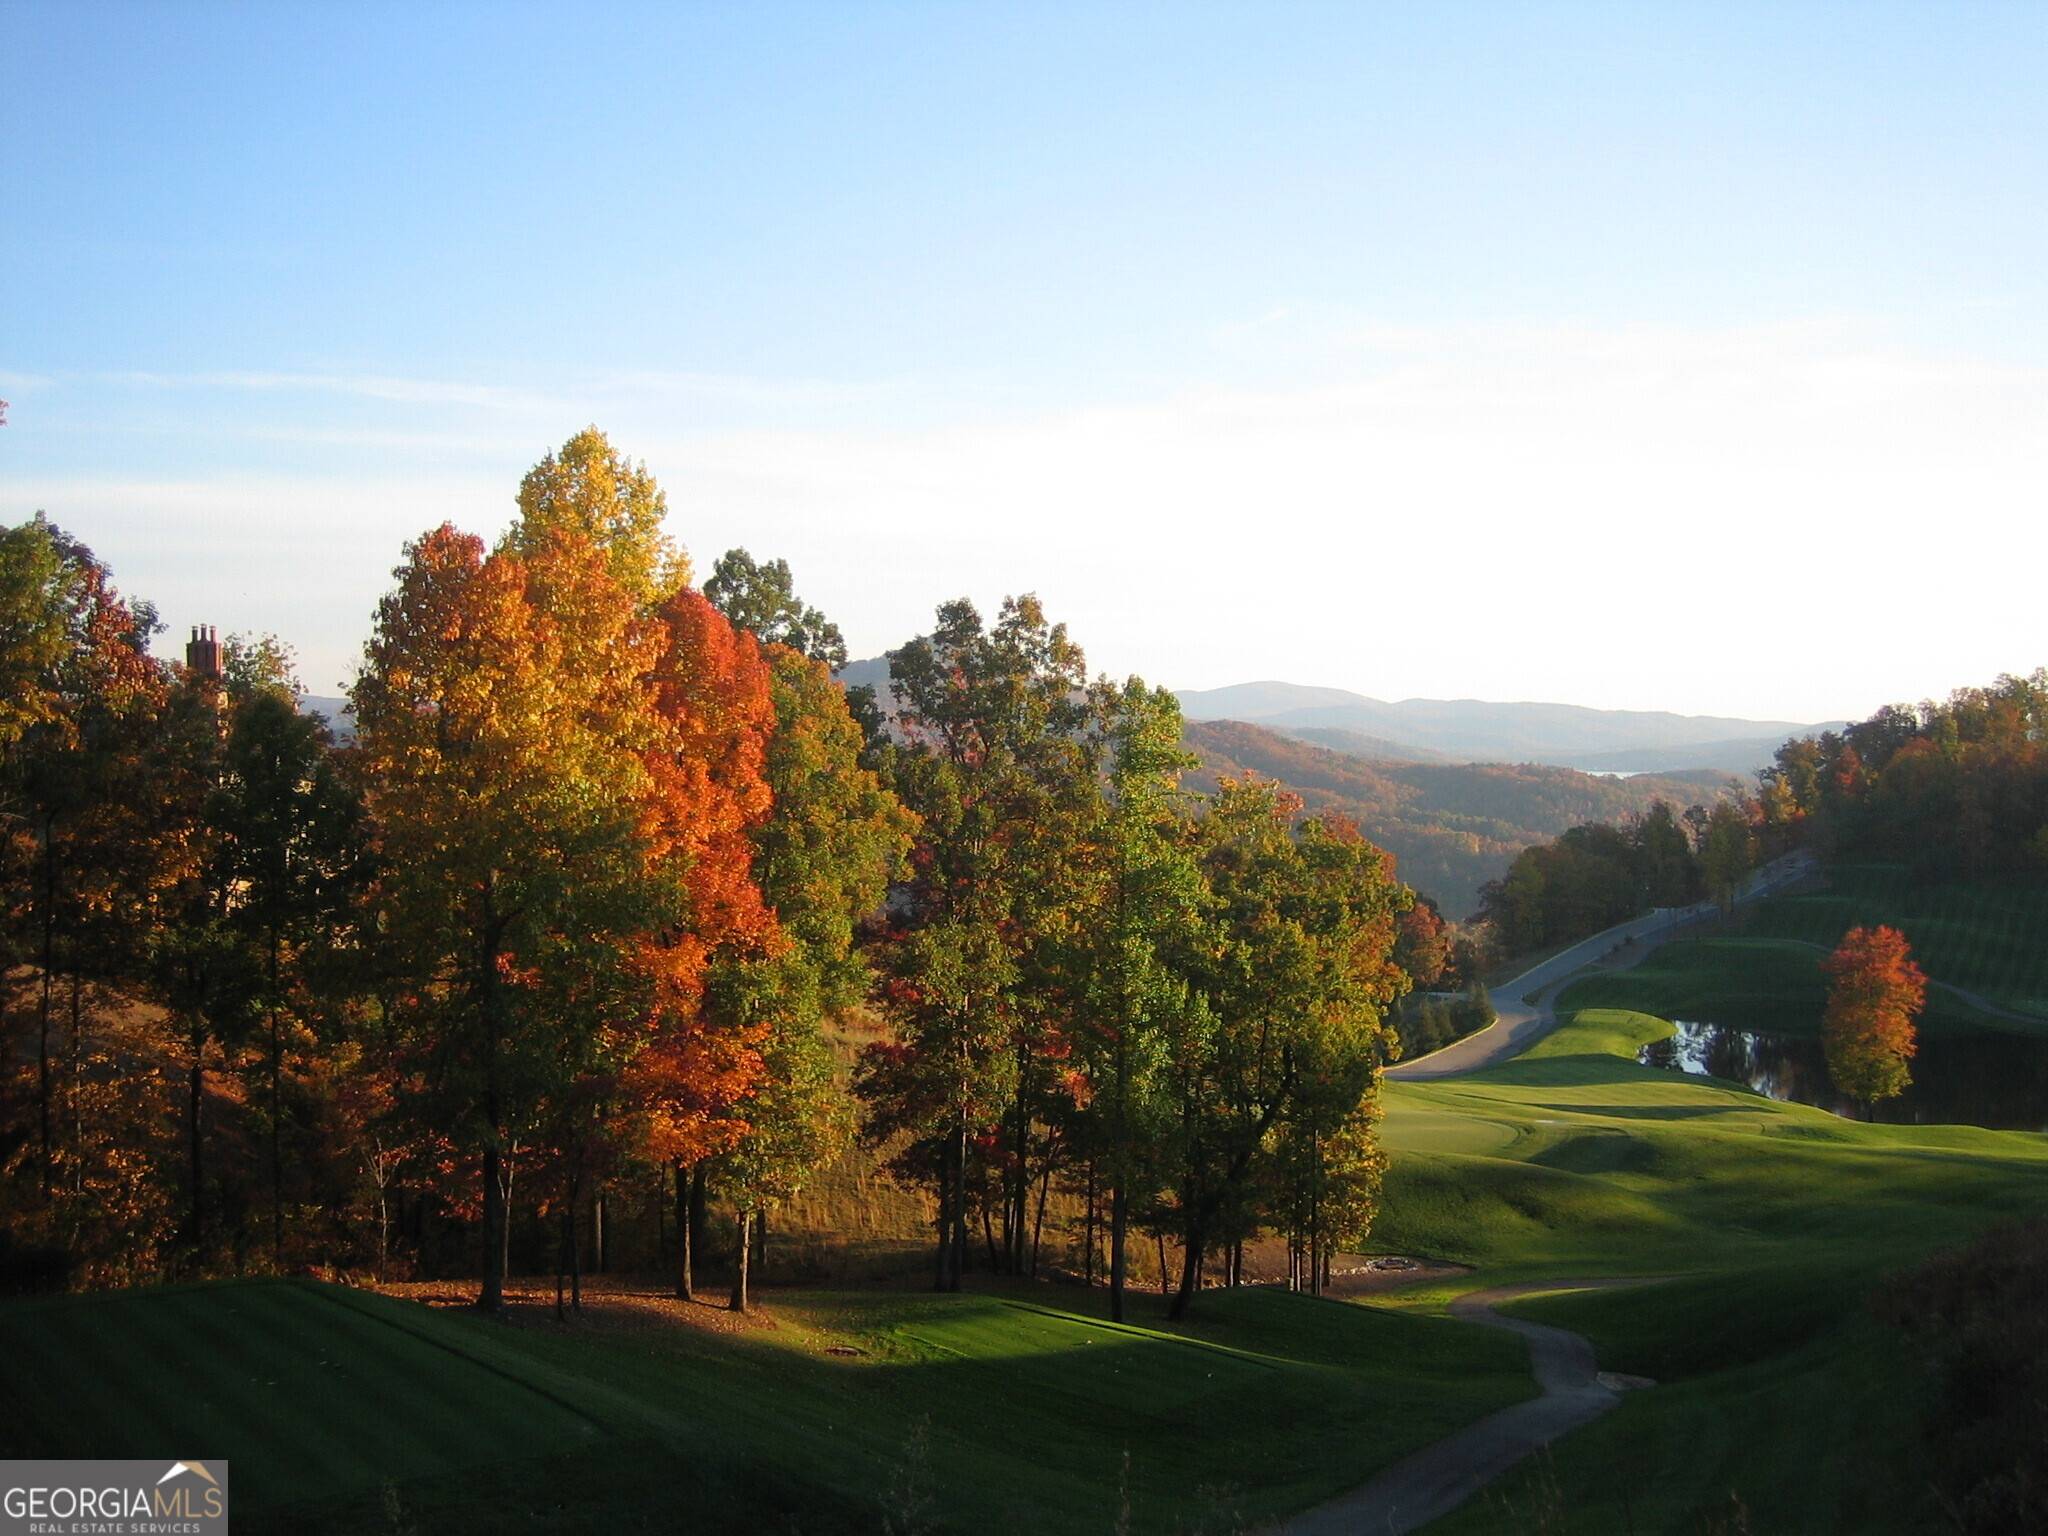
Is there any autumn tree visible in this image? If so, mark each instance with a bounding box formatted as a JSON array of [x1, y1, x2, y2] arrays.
[[629, 587, 782, 1303], [2, 522, 166, 1200], [1821, 925, 1927, 1110], [506, 427, 688, 604], [354, 522, 663, 1311]]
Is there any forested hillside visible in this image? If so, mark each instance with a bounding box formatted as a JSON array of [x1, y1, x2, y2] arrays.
[[1184, 719, 1738, 917]]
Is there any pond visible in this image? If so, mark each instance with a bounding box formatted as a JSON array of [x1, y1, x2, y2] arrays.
[[1639, 1020, 2048, 1132]]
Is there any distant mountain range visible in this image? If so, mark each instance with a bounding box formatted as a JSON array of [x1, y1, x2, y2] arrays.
[[1175, 680, 1840, 776], [315, 660, 1810, 913]]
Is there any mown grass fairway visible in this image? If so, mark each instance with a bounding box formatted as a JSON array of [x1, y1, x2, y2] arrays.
[[1556, 934, 2023, 1036], [1375, 1009, 2048, 1531], [0, 1272, 1529, 1534], [1742, 862, 2048, 1019]]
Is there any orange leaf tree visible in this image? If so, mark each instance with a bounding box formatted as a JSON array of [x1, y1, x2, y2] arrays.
[[353, 522, 661, 1310], [1820, 924, 1927, 1109], [628, 587, 782, 1298]]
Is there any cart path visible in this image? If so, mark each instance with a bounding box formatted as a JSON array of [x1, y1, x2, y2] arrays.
[[1388, 852, 1818, 1080], [1285, 1279, 1661, 1536]]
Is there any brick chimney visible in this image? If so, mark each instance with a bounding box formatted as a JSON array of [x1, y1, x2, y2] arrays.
[[185, 624, 223, 680]]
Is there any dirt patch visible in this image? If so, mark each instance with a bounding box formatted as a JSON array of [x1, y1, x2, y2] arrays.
[[377, 1275, 780, 1337], [1321, 1256, 1473, 1297]]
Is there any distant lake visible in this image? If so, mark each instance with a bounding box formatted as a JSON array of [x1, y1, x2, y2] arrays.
[[1640, 1020, 2048, 1132]]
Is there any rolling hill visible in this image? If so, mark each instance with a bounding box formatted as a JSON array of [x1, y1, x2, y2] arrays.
[[1185, 718, 1740, 917]]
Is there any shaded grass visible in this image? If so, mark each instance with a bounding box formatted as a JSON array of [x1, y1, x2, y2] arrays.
[[0, 1274, 1530, 1535]]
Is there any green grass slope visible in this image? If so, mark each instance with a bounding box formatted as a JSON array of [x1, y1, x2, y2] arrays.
[[1742, 862, 2048, 1019], [1375, 1009, 2048, 1532], [1553, 935, 2023, 1037], [0, 1274, 1528, 1534]]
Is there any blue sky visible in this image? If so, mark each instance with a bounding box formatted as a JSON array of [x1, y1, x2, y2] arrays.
[[4, 2, 2044, 716]]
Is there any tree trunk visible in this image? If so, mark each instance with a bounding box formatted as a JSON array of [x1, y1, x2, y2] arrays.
[[268, 930, 283, 1268], [1109, 1181, 1128, 1323], [674, 1160, 694, 1300], [36, 828, 55, 1199], [1031, 1158, 1052, 1277], [68, 974, 84, 1199], [500, 1152, 517, 1287], [655, 1168, 667, 1267], [1084, 1159, 1097, 1286], [593, 1189, 606, 1274], [554, 1197, 569, 1320], [730, 1210, 751, 1312], [569, 1169, 583, 1312], [688, 1165, 708, 1270], [1168, 1221, 1201, 1320], [932, 1156, 951, 1292], [187, 1027, 206, 1260], [480, 1143, 506, 1312]]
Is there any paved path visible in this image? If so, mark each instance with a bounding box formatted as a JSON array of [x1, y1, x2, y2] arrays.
[[1286, 1279, 1658, 1536], [1388, 851, 1818, 1080]]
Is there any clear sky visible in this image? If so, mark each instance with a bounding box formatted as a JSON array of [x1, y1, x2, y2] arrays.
[[4, 1, 2043, 720]]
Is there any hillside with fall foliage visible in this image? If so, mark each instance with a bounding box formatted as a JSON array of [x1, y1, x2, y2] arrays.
[[1183, 718, 1740, 918]]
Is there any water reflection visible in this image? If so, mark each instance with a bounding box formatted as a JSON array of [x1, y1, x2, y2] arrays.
[[1639, 1020, 2048, 1131]]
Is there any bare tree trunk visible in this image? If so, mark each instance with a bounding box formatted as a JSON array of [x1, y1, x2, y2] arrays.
[[655, 1168, 667, 1267], [68, 974, 85, 1199], [268, 930, 283, 1269], [1109, 1181, 1127, 1322], [1031, 1159, 1052, 1277], [674, 1160, 694, 1300], [569, 1166, 583, 1313], [593, 1189, 606, 1274], [730, 1210, 751, 1312], [554, 1196, 568, 1320], [480, 1143, 505, 1313], [1168, 1221, 1201, 1320], [187, 1025, 206, 1261], [950, 1115, 968, 1291], [36, 828, 56, 1199], [1156, 1230, 1169, 1297], [688, 1165, 707, 1273], [500, 1151, 517, 1288], [932, 1157, 951, 1292], [1084, 1159, 1097, 1286]]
